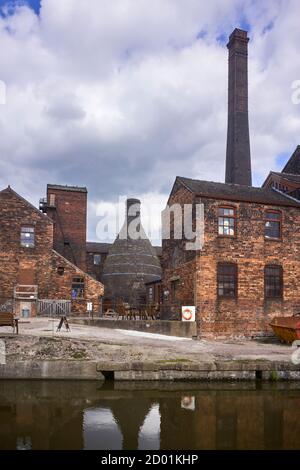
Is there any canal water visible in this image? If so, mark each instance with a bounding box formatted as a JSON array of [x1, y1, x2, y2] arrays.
[[0, 381, 300, 450]]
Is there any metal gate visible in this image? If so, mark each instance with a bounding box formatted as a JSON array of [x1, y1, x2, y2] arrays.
[[37, 300, 71, 316]]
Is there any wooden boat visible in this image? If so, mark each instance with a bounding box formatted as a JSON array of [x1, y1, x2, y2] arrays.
[[270, 314, 300, 344]]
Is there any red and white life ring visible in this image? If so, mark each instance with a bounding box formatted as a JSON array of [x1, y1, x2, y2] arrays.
[[182, 308, 193, 321]]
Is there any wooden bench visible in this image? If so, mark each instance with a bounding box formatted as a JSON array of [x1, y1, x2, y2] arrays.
[[0, 312, 19, 334]]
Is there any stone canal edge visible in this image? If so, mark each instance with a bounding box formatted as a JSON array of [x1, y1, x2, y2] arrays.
[[0, 359, 300, 381]]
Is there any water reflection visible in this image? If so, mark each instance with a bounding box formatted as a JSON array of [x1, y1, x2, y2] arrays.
[[0, 381, 299, 450]]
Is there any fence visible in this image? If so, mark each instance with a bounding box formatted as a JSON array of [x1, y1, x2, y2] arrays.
[[37, 300, 71, 317]]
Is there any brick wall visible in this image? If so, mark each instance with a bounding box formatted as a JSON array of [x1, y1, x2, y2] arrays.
[[0, 187, 103, 316], [86, 251, 107, 282], [46, 187, 87, 272], [162, 185, 300, 338]]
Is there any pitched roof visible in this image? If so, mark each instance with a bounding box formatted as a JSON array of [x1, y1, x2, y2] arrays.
[[176, 177, 300, 207], [282, 145, 300, 174], [47, 184, 87, 193], [0, 186, 53, 223], [269, 171, 300, 184]]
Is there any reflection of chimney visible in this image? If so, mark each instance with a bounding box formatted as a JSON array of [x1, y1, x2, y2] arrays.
[[225, 29, 252, 186], [126, 198, 141, 237]]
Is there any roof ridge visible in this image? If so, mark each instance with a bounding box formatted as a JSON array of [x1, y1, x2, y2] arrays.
[[0, 186, 53, 224]]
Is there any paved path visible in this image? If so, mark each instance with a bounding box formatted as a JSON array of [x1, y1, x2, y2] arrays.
[[1, 317, 295, 363]]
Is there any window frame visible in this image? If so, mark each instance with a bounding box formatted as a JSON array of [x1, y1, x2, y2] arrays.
[[20, 226, 35, 249], [264, 210, 282, 241], [264, 265, 283, 299], [217, 205, 236, 238], [217, 262, 238, 299], [71, 277, 85, 299], [93, 254, 101, 265]]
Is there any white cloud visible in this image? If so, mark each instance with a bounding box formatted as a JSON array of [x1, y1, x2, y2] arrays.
[[0, 0, 299, 242]]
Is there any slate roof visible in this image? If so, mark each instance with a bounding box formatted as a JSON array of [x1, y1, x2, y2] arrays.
[[269, 172, 300, 184], [176, 176, 300, 207]]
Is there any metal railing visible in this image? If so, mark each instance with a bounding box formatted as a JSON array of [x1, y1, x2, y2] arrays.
[[37, 300, 71, 317]]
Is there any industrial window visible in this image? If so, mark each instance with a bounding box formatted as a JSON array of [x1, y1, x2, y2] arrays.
[[218, 207, 236, 236], [265, 210, 281, 239], [20, 226, 35, 248], [49, 194, 56, 207], [71, 277, 85, 299], [93, 254, 101, 265], [265, 265, 283, 299], [217, 263, 237, 298], [57, 267, 65, 276]]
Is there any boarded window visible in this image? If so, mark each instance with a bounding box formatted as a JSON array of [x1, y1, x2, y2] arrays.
[[21, 226, 35, 248], [265, 265, 283, 299], [265, 211, 281, 239], [218, 207, 236, 237], [217, 263, 237, 298], [93, 254, 101, 265], [71, 277, 85, 299], [171, 279, 180, 301]]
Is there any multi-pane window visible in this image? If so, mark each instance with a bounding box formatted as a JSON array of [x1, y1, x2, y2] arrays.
[[21, 226, 35, 248], [218, 207, 236, 236], [265, 265, 283, 299], [71, 277, 85, 299], [217, 263, 237, 298], [265, 211, 281, 239], [93, 254, 101, 265]]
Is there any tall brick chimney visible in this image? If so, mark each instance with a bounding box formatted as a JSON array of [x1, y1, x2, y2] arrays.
[[225, 29, 252, 186]]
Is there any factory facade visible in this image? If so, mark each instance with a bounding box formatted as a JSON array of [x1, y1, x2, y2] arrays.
[[161, 29, 300, 337], [0, 186, 104, 317]]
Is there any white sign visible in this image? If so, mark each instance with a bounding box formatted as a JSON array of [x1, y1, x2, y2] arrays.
[[182, 306, 196, 322], [87, 302, 93, 312]]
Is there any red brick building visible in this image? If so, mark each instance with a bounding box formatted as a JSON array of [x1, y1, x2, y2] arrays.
[[0, 186, 103, 317], [161, 29, 300, 338], [162, 177, 300, 338], [40, 184, 88, 272]]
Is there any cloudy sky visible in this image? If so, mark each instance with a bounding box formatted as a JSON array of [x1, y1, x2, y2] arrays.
[[0, 0, 299, 243]]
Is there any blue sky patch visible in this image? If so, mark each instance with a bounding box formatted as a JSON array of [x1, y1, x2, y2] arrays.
[[0, 0, 41, 16]]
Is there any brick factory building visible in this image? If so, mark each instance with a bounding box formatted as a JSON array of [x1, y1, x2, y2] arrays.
[[161, 29, 300, 338], [40, 185, 162, 306], [0, 186, 103, 317]]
